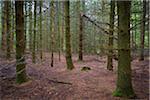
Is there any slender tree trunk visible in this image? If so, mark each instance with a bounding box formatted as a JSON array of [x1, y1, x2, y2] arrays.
[[39, 0, 43, 60], [15, 1, 28, 84], [6, 1, 11, 59], [32, 1, 37, 63], [78, 13, 83, 61], [10, 1, 15, 54], [24, 1, 27, 50], [50, 0, 54, 67], [29, 1, 32, 51], [147, 1, 149, 49], [134, 14, 137, 49], [56, 1, 61, 61], [139, 0, 146, 61], [64, 0, 74, 70], [78, 0, 85, 61], [1, 1, 7, 53], [113, 1, 135, 98], [107, 0, 115, 71], [61, 2, 65, 53]]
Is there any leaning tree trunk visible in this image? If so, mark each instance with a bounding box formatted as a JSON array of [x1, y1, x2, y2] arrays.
[[113, 1, 135, 98], [15, 1, 28, 84], [107, 0, 115, 71], [139, 0, 146, 61], [64, 0, 74, 70]]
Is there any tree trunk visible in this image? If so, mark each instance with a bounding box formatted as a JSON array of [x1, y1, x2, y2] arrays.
[[147, 1, 149, 49], [39, 0, 43, 60], [107, 0, 115, 71], [78, 13, 83, 61], [113, 1, 135, 98], [6, 1, 11, 59], [57, 1, 61, 61], [78, 0, 85, 61], [139, 0, 146, 61], [32, 1, 37, 63], [61, 2, 65, 53], [15, 1, 28, 84], [1, 1, 7, 53], [29, 1, 32, 51], [50, 0, 54, 67], [134, 14, 137, 49], [64, 0, 74, 70], [10, 1, 15, 54], [24, 1, 27, 50]]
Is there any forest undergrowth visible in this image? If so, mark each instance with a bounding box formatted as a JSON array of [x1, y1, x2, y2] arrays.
[[0, 53, 149, 100]]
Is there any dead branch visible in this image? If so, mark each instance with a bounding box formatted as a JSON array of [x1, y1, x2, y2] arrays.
[[82, 14, 118, 40], [47, 78, 72, 85]]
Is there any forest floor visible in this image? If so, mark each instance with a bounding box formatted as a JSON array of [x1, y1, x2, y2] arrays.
[[0, 53, 149, 100]]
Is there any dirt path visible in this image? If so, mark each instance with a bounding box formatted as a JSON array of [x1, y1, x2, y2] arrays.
[[0, 53, 149, 100]]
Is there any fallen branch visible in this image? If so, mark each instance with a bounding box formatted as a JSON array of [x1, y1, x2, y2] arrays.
[[47, 78, 72, 85]]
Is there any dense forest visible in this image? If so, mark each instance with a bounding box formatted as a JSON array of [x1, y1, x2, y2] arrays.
[[0, 0, 149, 99]]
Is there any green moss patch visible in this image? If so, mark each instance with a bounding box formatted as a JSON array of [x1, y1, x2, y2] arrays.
[[113, 89, 123, 97], [113, 89, 136, 99]]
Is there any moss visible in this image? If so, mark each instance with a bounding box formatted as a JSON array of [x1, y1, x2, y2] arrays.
[[113, 89, 123, 97], [16, 66, 29, 84], [81, 66, 91, 71], [113, 88, 136, 98], [16, 73, 29, 84]]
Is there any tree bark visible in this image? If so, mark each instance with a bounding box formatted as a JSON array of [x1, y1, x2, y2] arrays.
[[6, 1, 11, 59], [24, 1, 27, 50], [107, 0, 115, 71], [32, 1, 37, 63], [39, 0, 43, 60], [1, 1, 7, 53], [78, 0, 84, 61], [113, 1, 135, 98], [50, 0, 54, 67], [15, 1, 28, 84], [139, 0, 146, 61], [64, 0, 74, 70], [29, 1, 32, 51], [78, 13, 83, 61]]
